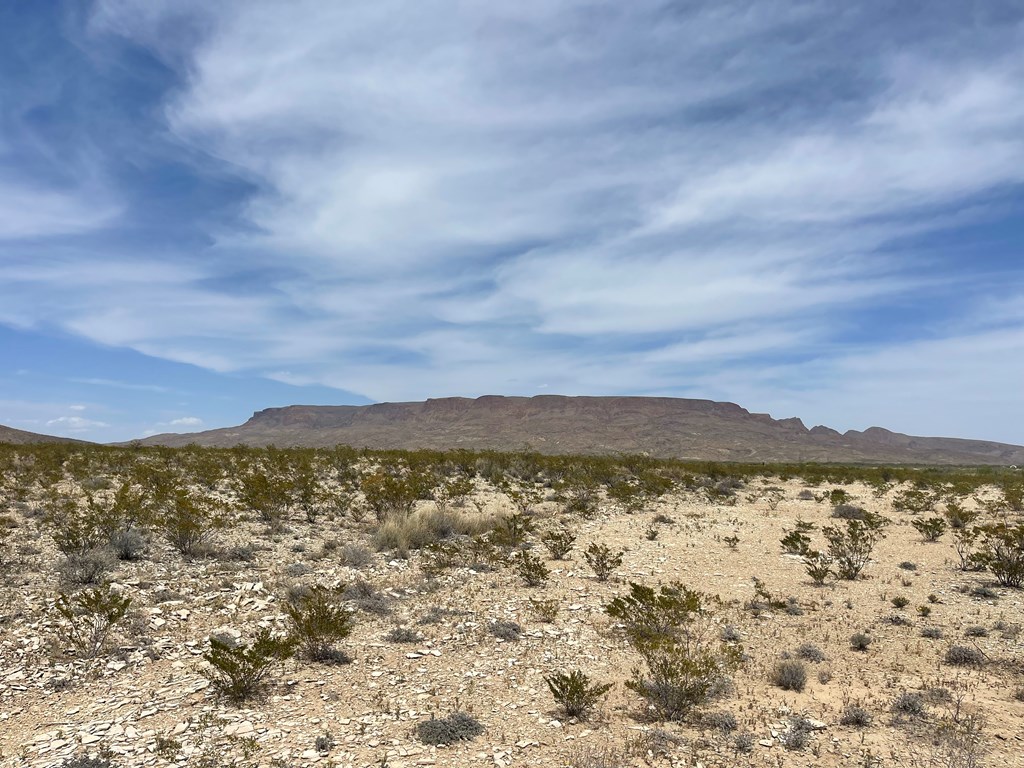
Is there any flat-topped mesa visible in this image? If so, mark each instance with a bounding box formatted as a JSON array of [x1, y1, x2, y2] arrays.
[[136, 394, 1024, 465]]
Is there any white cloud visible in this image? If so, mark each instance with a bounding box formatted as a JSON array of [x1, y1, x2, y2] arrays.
[[1, 1, 1016, 443], [46, 415, 110, 431], [169, 416, 203, 426]]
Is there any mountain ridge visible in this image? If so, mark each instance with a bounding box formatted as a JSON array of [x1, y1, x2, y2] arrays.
[[136, 395, 1024, 465], [0, 424, 89, 445]]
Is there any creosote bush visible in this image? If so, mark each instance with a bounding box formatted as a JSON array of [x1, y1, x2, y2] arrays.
[[54, 584, 131, 658], [973, 523, 1024, 588], [541, 528, 576, 560], [823, 512, 888, 580], [545, 670, 613, 719], [911, 516, 947, 542], [284, 585, 355, 663], [584, 542, 623, 582], [516, 550, 550, 586], [605, 582, 741, 721], [414, 712, 484, 746], [202, 629, 296, 703]]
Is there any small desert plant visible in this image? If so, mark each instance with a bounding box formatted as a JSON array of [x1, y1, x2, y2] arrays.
[[771, 659, 807, 692], [822, 512, 889, 580], [781, 716, 814, 751], [722, 534, 739, 549], [336, 543, 373, 567], [159, 488, 224, 558], [489, 619, 522, 641], [54, 585, 131, 658], [973, 523, 1024, 587], [545, 670, 613, 719], [917, 605, 932, 618], [944, 645, 986, 666], [109, 529, 147, 561], [921, 627, 943, 639], [530, 597, 560, 623], [315, 733, 334, 753], [890, 691, 926, 717], [202, 629, 296, 703], [516, 550, 550, 587], [284, 585, 355, 662], [584, 542, 623, 582], [911, 516, 947, 542], [796, 643, 826, 662], [850, 632, 872, 651], [899, 560, 917, 570], [891, 595, 910, 609], [606, 582, 742, 721], [832, 503, 867, 520], [803, 550, 832, 585], [953, 527, 982, 571], [58, 758, 113, 768], [492, 512, 536, 549], [541, 528, 576, 560], [964, 624, 988, 637], [702, 711, 738, 733], [839, 703, 872, 727], [780, 528, 812, 556], [414, 712, 484, 745], [58, 549, 116, 585], [385, 626, 420, 643]]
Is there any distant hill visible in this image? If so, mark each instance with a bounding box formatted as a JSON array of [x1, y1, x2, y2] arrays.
[[0, 424, 88, 445], [137, 395, 1024, 465]]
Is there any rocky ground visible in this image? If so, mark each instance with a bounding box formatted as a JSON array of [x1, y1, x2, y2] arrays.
[[1, 477, 1022, 768]]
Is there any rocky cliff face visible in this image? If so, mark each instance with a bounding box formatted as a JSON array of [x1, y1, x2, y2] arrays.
[[137, 395, 1024, 465]]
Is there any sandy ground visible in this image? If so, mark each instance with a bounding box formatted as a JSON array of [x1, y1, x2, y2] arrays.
[[1, 477, 1022, 767]]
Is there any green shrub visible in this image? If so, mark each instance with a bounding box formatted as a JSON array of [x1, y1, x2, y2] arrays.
[[540, 528, 576, 559], [54, 584, 131, 658], [492, 512, 536, 549], [284, 585, 355, 662], [530, 597, 560, 623], [822, 512, 889, 580], [544, 670, 613, 719], [953, 527, 982, 571], [802, 550, 832, 585], [414, 712, 484, 745], [202, 629, 296, 703], [516, 550, 550, 587], [891, 595, 910, 609], [159, 488, 224, 558], [911, 516, 947, 542], [973, 523, 1024, 587], [584, 542, 623, 582], [780, 529, 812, 556], [606, 582, 741, 721]]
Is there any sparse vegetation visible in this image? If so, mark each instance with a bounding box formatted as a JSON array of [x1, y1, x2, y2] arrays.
[[584, 542, 623, 582], [545, 670, 613, 719], [202, 629, 296, 703]]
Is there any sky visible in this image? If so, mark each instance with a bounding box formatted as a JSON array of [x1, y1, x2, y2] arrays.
[[1, 1, 1023, 445]]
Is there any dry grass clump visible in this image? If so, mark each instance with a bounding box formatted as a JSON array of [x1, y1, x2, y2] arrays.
[[373, 508, 494, 553]]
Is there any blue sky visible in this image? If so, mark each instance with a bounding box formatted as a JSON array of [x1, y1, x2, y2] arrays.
[[1, 1, 1023, 445]]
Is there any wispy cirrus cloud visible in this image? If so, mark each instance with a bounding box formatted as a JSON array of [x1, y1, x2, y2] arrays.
[[0, 1, 1021, 442]]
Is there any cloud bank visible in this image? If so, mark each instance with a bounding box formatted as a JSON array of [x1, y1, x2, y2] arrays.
[[1, 1, 1023, 441]]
